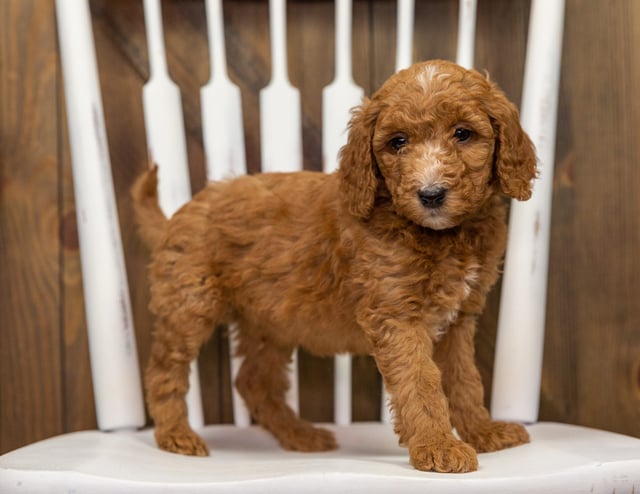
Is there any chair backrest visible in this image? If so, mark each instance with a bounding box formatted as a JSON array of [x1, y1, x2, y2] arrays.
[[55, 0, 564, 432]]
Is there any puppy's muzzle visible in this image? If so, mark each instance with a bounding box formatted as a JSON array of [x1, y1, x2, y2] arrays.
[[418, 186, 447, 209]]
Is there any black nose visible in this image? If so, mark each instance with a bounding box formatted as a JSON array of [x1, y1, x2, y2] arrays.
[[418, 186, 447, 209]]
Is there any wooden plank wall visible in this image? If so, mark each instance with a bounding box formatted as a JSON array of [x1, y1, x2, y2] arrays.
[[2, 0, 640, 454]]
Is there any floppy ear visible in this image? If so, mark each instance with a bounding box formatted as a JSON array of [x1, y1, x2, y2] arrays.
[[337, 98, 380, 218], [485, 82, 538, 201]]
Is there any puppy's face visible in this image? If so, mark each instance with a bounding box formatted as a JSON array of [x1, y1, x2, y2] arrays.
[[339, 60, 537, 228], [373, 71, 497, 229]]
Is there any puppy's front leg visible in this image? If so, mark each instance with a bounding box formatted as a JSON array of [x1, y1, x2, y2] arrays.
[[434, 314, 530, 452], [362, 313, 477, 473]]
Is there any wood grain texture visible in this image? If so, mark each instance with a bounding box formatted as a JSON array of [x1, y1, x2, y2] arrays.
[[540, 0, 640, 436], [1, 0, 639, 454], [0, 0, 63, 452]]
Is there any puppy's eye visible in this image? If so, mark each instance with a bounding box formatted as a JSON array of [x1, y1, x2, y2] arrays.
[[389, 135, 408, 151], [454, 128, 473, 142]]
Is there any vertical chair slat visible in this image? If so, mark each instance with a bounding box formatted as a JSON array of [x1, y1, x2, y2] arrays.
[[334, 355, 353, 425], [322, 0, 363, 175], [395, 0, 415, 72], [141, 0, 204, 430], [455, 0, 477, 69], [323, 0, 364, 427], [201, 0, 251, 427], [141, 0, 193, 217], [56, 0, 145, 431], [202, 0, 247, 182], [492, 0, 566, 423], [260, 0, 303, 174], [260, 0, 302, 414]]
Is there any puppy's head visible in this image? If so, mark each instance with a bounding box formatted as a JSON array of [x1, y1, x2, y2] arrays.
[[338, 60, 537, 229]]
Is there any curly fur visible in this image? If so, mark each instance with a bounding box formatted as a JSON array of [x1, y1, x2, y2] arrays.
[[132, 60, 536, 473]]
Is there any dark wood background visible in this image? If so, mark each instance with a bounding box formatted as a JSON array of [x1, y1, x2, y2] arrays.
[[2, 0, 640, 454]]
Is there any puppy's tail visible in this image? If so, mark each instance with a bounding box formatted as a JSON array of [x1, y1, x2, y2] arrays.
[[131, 166, 168, 249]]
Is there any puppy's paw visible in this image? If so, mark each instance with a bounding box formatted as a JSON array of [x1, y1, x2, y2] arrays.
[[278, 423, 337, 452], [155, 425, 210, 457], [460, 420, 530, 453], [410, 436, 478, 473]]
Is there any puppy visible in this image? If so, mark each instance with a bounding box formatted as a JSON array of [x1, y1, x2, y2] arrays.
[[133, 59, 536, 473]]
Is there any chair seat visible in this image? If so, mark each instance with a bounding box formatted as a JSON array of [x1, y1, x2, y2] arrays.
[[2, 422, 639, 493]]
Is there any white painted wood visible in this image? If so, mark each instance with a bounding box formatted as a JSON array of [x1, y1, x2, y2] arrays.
[[455, 0, 477, 69], [55, 0, 145, 432], [141, 0, 204, 430], [395, 0, 415, 72], [333, 353, 352, 426], [201, 0, 247, 182], [260, 0, 303, 174], [321, 0, 363, 426], [142, 0, 192, 215], [3, 423, 639, 493], [201, 0, 251, 428], [322, 0, 363, 174], [260, 0, 301, 414], [491, 0, 566, 423], [286, 351, 299, 415]]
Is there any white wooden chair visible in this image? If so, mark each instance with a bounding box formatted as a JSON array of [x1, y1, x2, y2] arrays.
[[2, 0, 639, 492]]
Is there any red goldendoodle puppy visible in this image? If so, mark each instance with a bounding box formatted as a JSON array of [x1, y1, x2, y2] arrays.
[[132, 59, 536, 473]]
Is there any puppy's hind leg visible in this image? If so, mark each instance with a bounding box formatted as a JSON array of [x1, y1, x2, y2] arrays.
[[145, 255, 223, 456], [235, 334, 337, 452]]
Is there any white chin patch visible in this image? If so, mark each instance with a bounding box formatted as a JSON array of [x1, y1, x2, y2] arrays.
[[421, 212, 455, 230]]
